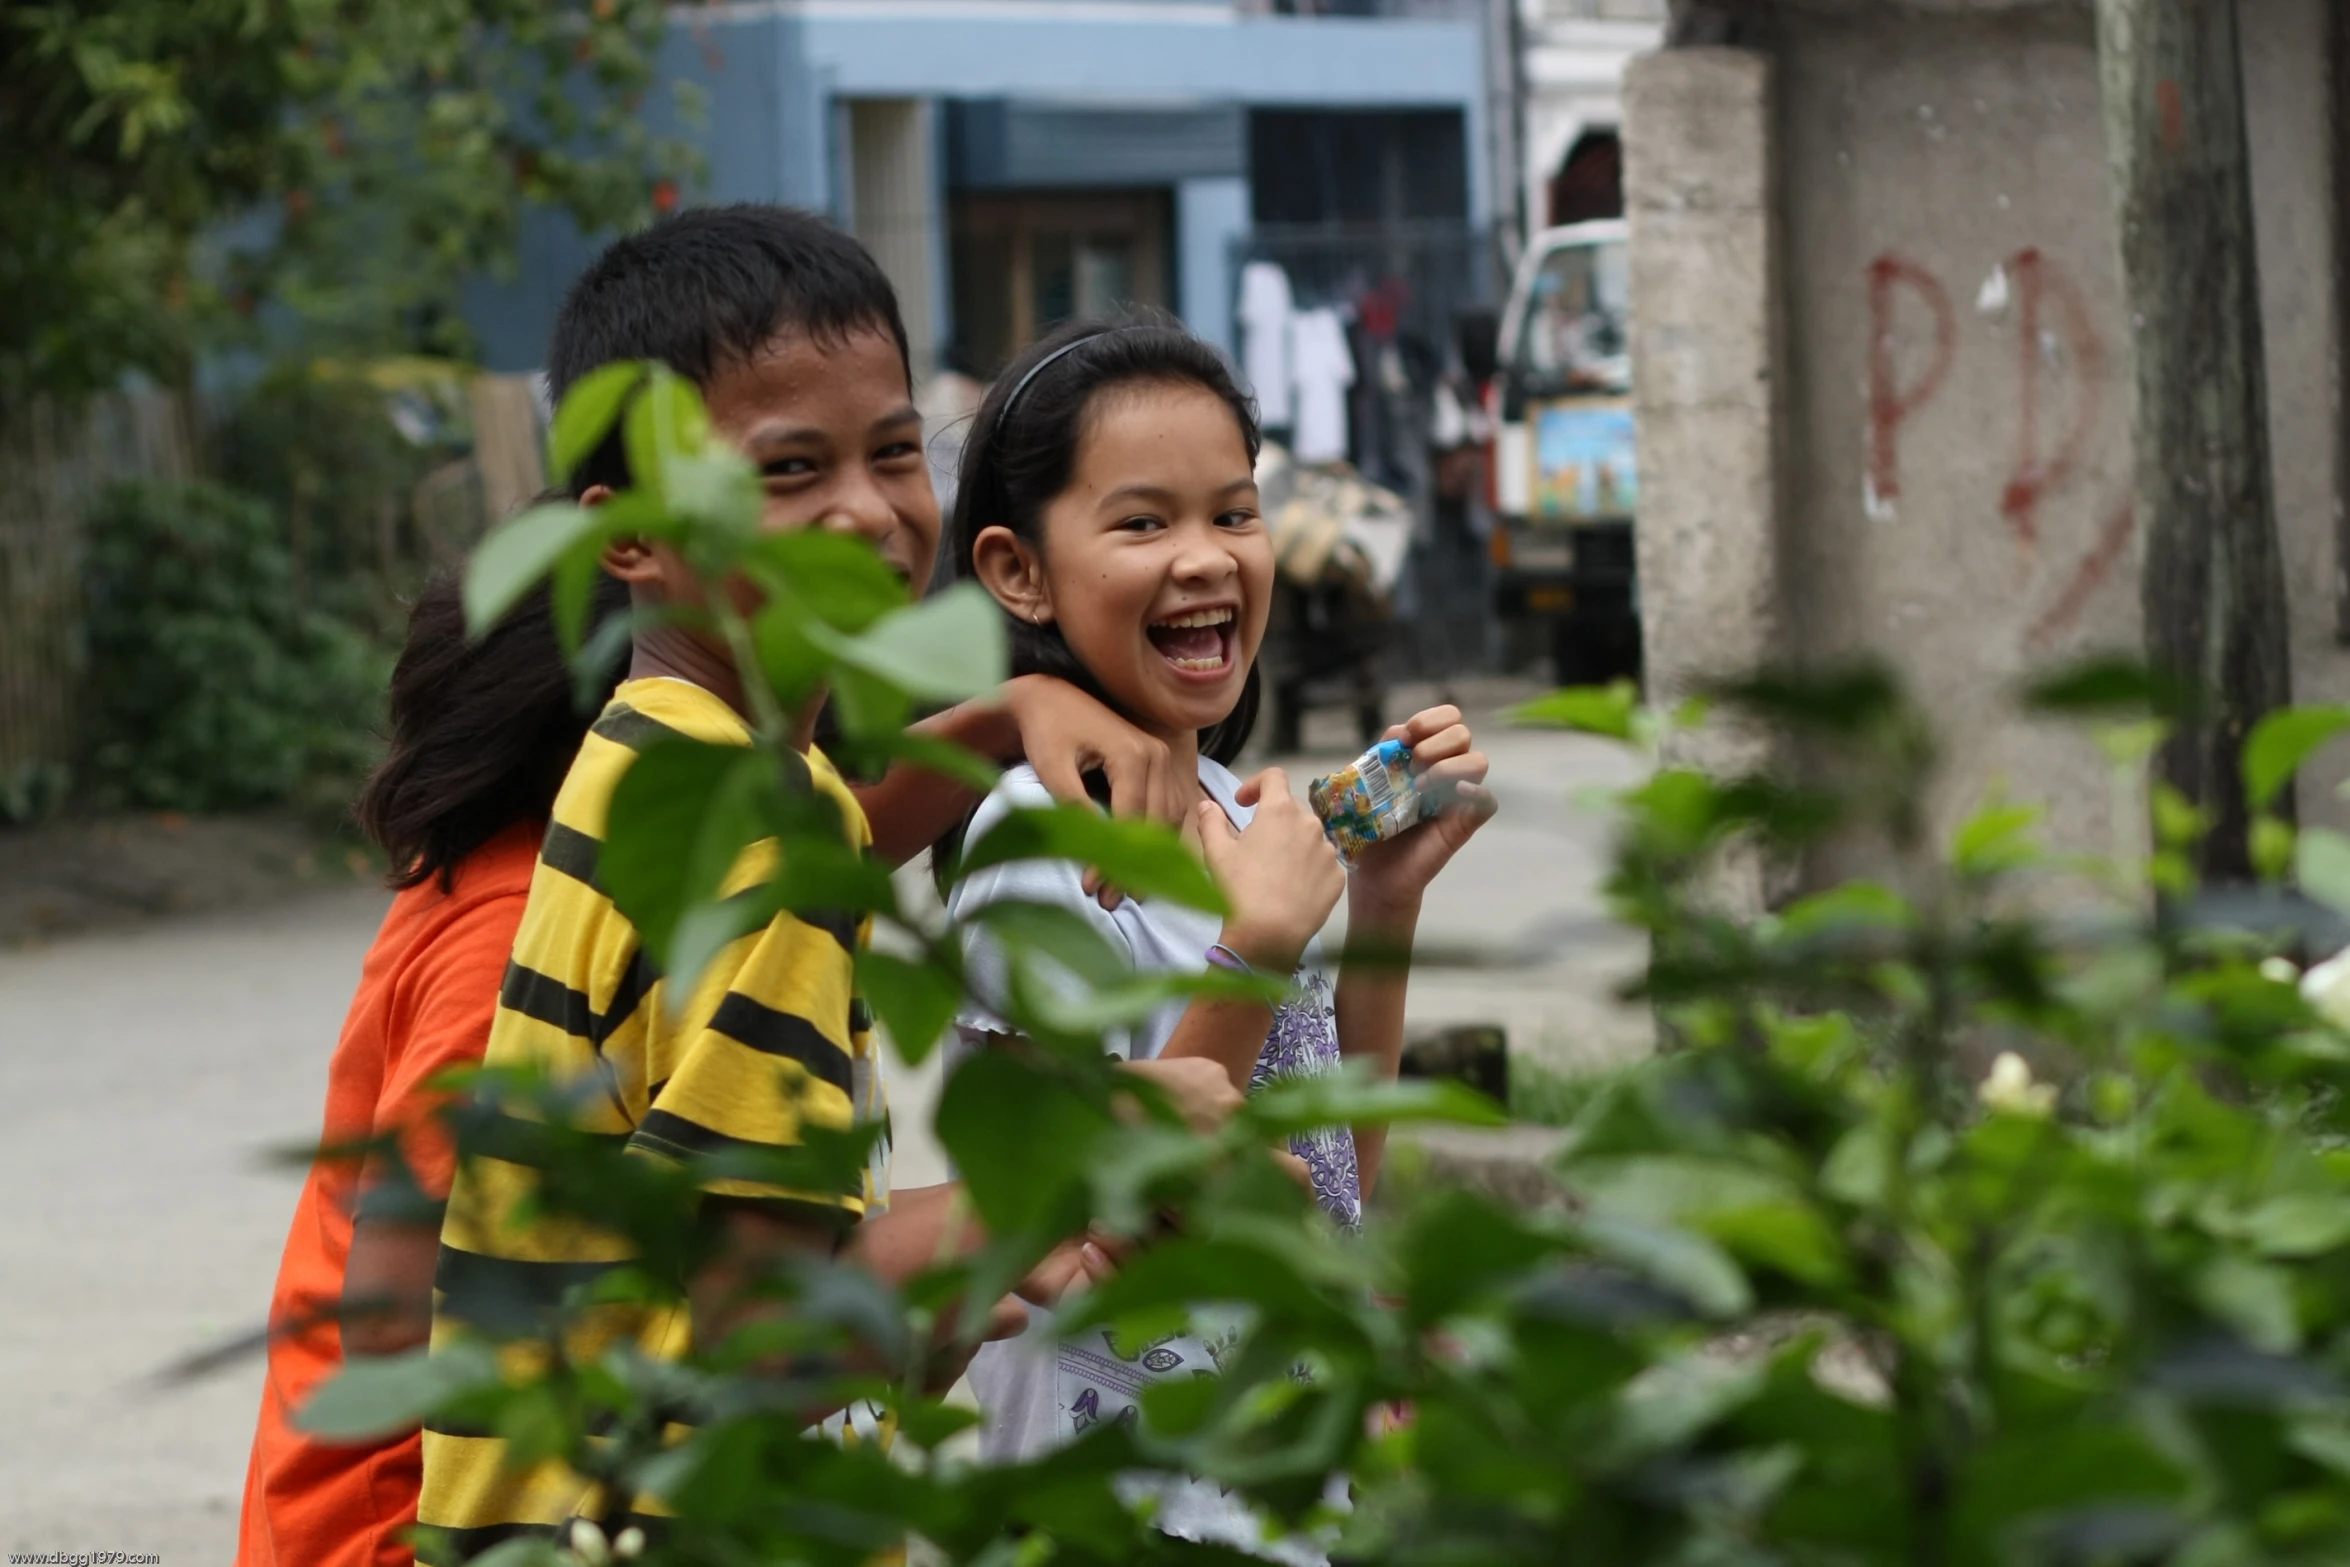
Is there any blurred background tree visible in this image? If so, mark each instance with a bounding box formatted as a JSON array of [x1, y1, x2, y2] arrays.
[[0, 0, 700, 403]]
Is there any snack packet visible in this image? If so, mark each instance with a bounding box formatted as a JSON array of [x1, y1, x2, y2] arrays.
[[1309, 738, 1432, 862]]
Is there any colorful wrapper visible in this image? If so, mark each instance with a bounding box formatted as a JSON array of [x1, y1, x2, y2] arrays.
[[1309, 738, 1432, 862]]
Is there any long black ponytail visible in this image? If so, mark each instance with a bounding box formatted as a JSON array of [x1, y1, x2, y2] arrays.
[[356, 559, 629, 890]]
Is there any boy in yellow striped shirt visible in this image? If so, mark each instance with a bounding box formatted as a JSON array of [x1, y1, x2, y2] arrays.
[[415, 206, 1226, 1560]]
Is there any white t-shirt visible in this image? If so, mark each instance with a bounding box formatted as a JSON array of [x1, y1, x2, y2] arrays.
[[1288, 308, 1355, 465], [943, 757, 1354, 1563], [1239, 261, 1298, 428]]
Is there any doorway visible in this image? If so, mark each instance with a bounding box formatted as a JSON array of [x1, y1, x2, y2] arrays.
[[948, 190, 1171, 374]]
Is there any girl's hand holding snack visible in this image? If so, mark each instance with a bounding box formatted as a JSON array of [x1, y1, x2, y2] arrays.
[[1343, 705, 1496, 917], [1197, 766, 1347, 975]]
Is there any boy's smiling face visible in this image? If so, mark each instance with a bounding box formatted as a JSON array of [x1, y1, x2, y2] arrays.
[[596, 322, 941, 723], [704, 324, 940, 588]]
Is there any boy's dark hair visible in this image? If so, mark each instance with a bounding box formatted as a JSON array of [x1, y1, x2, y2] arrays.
[[546, 203, 912, 496], [356, 567, 629, 890], [947, 312, 1264, 768]]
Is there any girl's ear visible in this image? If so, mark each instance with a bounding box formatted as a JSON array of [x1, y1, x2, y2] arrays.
[[970, 525, 1053, 625], [599, 535, 664, 586]]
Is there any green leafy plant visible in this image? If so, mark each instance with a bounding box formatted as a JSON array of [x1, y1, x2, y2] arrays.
[[81, 478, 389, 816], [301, 366, 2350, 1566], [4, 0, 698, 399]]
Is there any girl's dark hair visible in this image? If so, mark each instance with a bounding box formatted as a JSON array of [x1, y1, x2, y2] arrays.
[[946, 313, 1264, 766], [356, 565, 630, 890]]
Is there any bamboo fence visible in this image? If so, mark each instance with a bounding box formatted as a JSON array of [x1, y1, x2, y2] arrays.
[[0, 375, 544, 802], [0, 391, 196, 792]]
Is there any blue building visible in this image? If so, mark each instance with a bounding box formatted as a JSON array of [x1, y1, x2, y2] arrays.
[[468, 0, 1494, 383]]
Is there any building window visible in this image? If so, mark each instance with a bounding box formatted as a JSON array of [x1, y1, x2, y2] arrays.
[[948, 191, 1171, 375], [1248, 109, 1468, 230]]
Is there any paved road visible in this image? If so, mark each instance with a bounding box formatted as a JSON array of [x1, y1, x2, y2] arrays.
[[0, 693, 1647, 1560]]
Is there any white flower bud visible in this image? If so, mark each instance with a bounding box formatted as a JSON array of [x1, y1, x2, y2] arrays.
[[1978, 1051, 2056, 1119], [567, 1520, 611, 1567], [613, 1527, 646, 1560], [2302, 948, 2350, 1032]]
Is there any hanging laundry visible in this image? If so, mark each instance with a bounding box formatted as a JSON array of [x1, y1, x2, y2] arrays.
[[1289, 306, 1355, 465], [1237, 260, 1297, 428]]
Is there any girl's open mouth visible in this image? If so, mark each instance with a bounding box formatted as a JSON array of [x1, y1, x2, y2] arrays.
[[1146, 606, 1237, 678]]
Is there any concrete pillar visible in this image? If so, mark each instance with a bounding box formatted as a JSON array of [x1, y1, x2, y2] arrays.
[[847, 98, 940, 383], [1177, 175, 1251, 360], [1623, 46, 1782, 909]]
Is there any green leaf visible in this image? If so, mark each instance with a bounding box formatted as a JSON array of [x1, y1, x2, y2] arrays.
[[2243, 1194, 2350, 1258], [461, 1539, 571, 1567], [621, 364, 712, 507], [935, 1050, 1113, 1235], [808, 583, 1008, 703], [1578, 1213, 1753, 1318], [1820, 1121, 1895, 1210], [1604, 1352, 1766, 1464], [1704, 1200, 1850, 1288], [2151, 783, 2209, 851], [1243, 1071, 1506, 1137], [855, 949, 962, 1066], [1510, 681, 1638, 739], [741, 529, 909, 635], [970, 900, 1133, 990], [599, 738, 774, 977], [1398, 1189, 1557, 1324], [2193, 1254, 2300, 1352], [463, 502, 596, 635], [1950, 801, 2042, 879], [957, 805, 1226, 915], [1706, 663, 1901, 737], [1007, 965, 1273, 1039], [2252, 814, 2296, 881], [2245, 705, 2350, 812], [295, 1341, 499, 1441], [1058, 1235, 1353, 1336], [2298, 828, 2350, 916], [2020, 656, 2189, 718], [660, 448, 761, 533], [546, 361, 646, 488]]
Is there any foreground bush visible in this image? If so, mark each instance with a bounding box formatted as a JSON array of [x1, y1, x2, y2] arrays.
[[300, 368, 2350, 1566]]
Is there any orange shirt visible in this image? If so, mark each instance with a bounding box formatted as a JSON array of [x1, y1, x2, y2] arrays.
[[236, 825, 539, 1567]]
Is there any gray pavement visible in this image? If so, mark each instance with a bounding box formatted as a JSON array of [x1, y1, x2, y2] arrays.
[[0, 687, 1648, 1559], [1, 887, 393, 1562]]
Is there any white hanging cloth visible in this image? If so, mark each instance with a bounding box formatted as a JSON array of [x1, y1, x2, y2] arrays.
[[1237, 261, 1297, 427], [1288, 307, 1355, 465]]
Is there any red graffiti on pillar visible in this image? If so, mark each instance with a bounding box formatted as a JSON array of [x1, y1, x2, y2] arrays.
[[1866, 253, 1957, 506], [2156, 79, 2186, 151], [2028, 493, 2137, 648], [1998, 248, 2106, 557]]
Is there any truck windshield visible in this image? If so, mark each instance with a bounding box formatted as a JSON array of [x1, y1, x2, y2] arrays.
[[1514, 240, 1631, 394]]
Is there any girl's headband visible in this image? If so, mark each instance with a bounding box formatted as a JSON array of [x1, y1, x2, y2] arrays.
[[1000, 328, 1122, 420]]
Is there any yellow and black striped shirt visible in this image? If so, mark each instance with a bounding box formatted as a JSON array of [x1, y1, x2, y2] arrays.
[[416, 677, 887, 1557]]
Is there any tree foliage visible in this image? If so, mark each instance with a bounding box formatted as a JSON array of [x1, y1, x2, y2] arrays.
[[2, 0, 697, 401], [297, 370, 2350, 1566]]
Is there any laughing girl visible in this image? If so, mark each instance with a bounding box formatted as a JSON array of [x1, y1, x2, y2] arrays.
[[938, 318, 1495, 1548]]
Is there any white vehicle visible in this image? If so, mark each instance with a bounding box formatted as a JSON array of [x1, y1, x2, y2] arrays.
[[1486, 220, 1639, 684]]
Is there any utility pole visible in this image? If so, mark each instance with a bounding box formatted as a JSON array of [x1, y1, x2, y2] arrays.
[[2095, 0, 2293, 879]]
